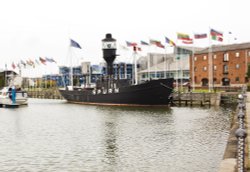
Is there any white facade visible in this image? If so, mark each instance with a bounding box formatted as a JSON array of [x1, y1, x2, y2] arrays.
[[137, 53, 190, 83]]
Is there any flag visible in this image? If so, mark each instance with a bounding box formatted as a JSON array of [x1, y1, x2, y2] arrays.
[[182, 39, 193, 44], [165, 37, 176, 46], [210, 28, 223, 42], [155, 42, 165, 48], [39, 57, 46, 65], [140, 40, 149, 46], [26, 59, 35, 68], [194, 33, 207, 39], [156, 43, 164, 49], [149, 39, 161, 45], [35, 59, 40, 65], [45, 57, 56, 63], [149, 39, 165, 48], [20, 60, 26, 67], [12, 62, 16, 69], [70, 39, 82, 49], [126, 41, 137, 47], [177, 32, 190, 40]]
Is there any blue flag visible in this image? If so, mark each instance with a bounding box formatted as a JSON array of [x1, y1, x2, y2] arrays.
[[70, 39, 82, 49]]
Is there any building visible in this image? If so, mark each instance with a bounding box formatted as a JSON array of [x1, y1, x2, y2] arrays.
[[137, 52, 190, 84], [57, 62, 133, 87], [191, 42, 250, 88], [0, 70, 18, 88]]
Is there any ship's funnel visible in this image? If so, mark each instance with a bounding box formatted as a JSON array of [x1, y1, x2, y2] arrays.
[[102, 33, 117, 75]]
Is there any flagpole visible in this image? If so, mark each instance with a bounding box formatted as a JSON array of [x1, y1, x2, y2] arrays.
[[208, 27, 213, 92], [175, 44, 178, 92], [164, 46, 168, 79], [147, 45, 151, 80], [192, 41, 195, 92], [180, 47, 183, 92], [133, 47, 138, 85]]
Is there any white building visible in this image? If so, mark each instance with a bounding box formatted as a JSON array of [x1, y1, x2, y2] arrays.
[[137, 52, 190, 83]]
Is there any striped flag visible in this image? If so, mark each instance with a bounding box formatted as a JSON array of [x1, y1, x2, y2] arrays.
[[194, 33, 207, 39], [149, 39, 161, 45], [177, 32, 190, 40], [210, 28, 223, 42], [182, 39, 193, 44], [165, 37, 176, 46]]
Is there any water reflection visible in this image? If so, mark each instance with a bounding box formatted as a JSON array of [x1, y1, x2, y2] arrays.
[[0, 99, 233, 172]]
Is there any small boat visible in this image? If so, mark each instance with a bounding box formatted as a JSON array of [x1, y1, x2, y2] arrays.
[[0, 86, 28, 107]]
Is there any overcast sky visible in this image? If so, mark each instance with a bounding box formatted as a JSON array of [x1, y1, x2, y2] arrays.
[[0, 0, 249, 76]]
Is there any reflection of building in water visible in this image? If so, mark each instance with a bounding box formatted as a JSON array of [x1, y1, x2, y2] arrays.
[[102, 120, 118, 171]]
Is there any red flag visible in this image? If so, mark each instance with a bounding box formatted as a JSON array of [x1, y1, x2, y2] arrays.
[[156, 42, 165, 48], [126, 41, 137, 47], [39, 57, 46, 65], [194, 33, 207, 39], [182, 39, 193, 44]]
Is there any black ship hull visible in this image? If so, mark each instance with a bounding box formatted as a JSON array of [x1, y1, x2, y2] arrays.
[[59, 78, 174, 106]]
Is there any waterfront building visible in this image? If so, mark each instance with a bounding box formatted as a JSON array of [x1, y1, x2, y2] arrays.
[[191, 42, 250, 88], [137, 52, 190, 84], [57, 62, 133, 87]]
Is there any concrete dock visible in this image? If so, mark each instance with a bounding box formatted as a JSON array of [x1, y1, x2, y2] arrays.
[[218, 92, 250, 172]]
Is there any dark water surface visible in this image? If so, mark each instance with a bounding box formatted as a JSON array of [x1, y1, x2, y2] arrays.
[[0, 99, 233, 172]]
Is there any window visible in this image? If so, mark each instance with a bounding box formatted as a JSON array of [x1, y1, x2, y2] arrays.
[[236, 64, 240, 69], [223, 65, 229, 74], [194, 67, 197, 71], [223, 53, 229, 62], [214, 65, 217, 71], [203, 66, 207, 71], [235, 77, 240, 82], [236, 52, 240, 57], [203, 56, 207, 60], [213, 54, 217, 59], [248, 51, 250, 57], [194, 56, 197, 61]]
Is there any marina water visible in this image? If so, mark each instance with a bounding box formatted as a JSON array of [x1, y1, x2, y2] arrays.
[[0, 99, 233, 172]]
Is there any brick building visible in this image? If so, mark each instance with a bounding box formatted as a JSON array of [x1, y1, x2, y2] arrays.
[[191, 42, 250, 88]]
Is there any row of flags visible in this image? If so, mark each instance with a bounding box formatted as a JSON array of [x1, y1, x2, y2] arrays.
[[8, 39, 82, 70], [10, 57, 56, 70], [124, 28, 224, 51]]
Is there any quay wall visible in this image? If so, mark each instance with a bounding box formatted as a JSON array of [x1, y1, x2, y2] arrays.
[[172, 92, 239, 106], [27, 89, 64, 100]]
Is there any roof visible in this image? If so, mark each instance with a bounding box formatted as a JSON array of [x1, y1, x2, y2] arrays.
[[195, 42, 250, 54]]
